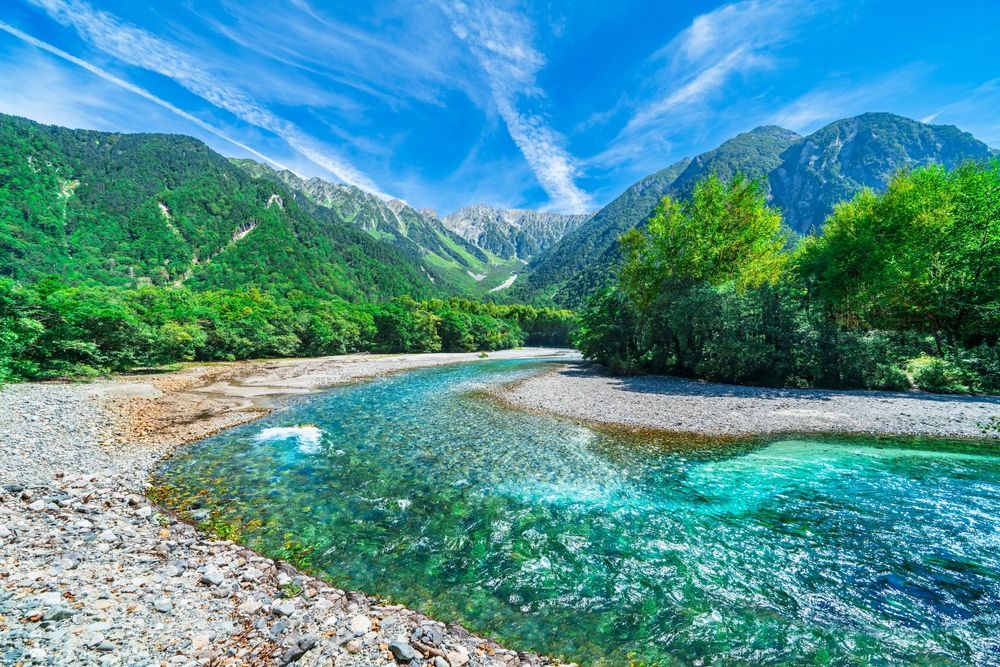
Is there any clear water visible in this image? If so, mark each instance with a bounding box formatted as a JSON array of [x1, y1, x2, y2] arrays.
[[154, 359, 1000, 665]]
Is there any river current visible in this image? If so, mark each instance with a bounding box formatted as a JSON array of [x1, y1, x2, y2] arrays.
[[155, 358, 1000, 665]]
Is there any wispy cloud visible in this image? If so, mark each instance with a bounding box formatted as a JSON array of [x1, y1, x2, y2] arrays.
[[590, 0, 819, 168], [438, 1, 592, 214], [199, 0, 474, 112], [0, 19, 291, 170], [913, 77, 1000, 148], [769, 64, 929, 132], [25, 0, 389, 196], [635, 0, 806, 124]]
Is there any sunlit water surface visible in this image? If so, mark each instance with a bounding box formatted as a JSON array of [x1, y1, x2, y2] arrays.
[[155, 359, 1000, 665]]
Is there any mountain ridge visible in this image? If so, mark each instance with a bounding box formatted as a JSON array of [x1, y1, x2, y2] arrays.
[[231, 158, 510, 293], [519, 112, 997, 306], [0, 113, 442, 301], [441, 204, 589, 261]]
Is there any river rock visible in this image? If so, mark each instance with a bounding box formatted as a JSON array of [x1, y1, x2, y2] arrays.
[[389, 640, 417, 663], [273, 601, 296, 617], [44, 606, 74, 621], [239, 599, 263, 615], [200, 569, 224, 586], [349, 614, 372, 635]]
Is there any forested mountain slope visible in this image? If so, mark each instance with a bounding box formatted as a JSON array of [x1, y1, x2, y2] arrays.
[[0, 114, 440, 301], [231, 159, 521, 292], [520, 113, 995, 306], [769, 113, 997, 231]]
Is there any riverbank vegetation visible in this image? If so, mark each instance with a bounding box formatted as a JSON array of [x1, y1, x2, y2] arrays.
[[0, 280, 573, 382], [575, 162, 1000, 394]]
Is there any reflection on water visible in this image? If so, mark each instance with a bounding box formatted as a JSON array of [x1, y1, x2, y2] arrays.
[[155, 359, 1000, 665]]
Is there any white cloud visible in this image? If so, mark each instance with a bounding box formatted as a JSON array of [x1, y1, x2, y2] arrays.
[[0, 20, 291, 170], [25, 0, 389, 197], [591, 0, 818, 168], [769, 65, 929, 132], [640, 0, 812, 123], [438, 1, 592, 214]]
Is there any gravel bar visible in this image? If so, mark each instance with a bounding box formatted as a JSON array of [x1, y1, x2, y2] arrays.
[[494, 362, 1000, 439]]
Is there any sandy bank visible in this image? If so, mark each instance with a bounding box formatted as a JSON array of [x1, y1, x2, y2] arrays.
[[493, 362, 1000, 439]]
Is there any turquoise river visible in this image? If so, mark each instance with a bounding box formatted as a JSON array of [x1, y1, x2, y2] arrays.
[[154, 358, 1000, 665]]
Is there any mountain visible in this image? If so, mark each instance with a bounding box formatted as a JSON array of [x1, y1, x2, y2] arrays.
[[441, 205, 589, 261], [0, 114, 441, 301], [519, 125, 799, 303], [768, 113, 997, 232], [232, 160, 524, 293], [521, 113, 996, 306]]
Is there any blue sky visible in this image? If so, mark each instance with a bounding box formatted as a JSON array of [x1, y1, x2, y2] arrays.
[[1, 1, 998, 214]]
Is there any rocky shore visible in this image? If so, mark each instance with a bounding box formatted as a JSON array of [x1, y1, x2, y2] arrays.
[[494, 362, 1000, 438], [0, 350, 573, 667]]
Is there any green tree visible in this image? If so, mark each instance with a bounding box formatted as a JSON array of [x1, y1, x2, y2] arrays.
[[619, 174, 786, 308], [798, 162, 1000, 345]]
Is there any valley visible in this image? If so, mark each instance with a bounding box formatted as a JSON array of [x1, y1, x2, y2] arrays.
[[2, 106, 999, 667]]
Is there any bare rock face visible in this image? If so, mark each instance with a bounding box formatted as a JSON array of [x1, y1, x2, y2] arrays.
[[442, 205, 590, 260]]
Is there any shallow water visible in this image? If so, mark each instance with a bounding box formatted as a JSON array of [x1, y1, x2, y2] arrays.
[[155, 359, 1000, 665]]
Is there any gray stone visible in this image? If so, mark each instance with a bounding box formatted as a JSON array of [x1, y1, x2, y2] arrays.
[[389, 641, 417, 663], [269, 620, 287, 638], [199, 570, 224, 587], [44, 606, 74, 621], [273, 601, 295, 617], [153, 598, 172, 613], [349, 614, 371, 635], [238, 599, 263, 615]]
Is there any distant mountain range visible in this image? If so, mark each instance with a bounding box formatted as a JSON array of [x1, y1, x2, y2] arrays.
[[229, 160, 588, 293], [1, 112, 994, 307], [442, 205, 588, 261], [520, 112, 997, 306]]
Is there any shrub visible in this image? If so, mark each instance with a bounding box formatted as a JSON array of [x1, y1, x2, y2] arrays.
[[906, 355, 970, 394]]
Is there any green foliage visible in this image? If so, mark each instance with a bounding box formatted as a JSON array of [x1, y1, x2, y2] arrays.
[[797, 162, 1000, 342], [523, 114, 994, 308], [522, 126, 801, 306], [0, 114, 580, 382], [577, 164, 1000, 395], [620, 174, 786, 307], [0, 113, 441, 302], [372, 297, 443, 353], [0, 281, 575, 382], [905, 355, 970, 394]]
